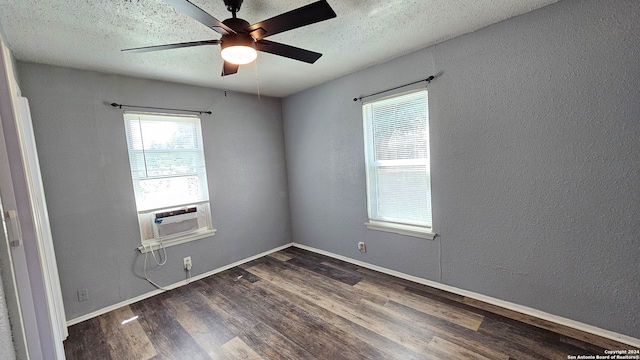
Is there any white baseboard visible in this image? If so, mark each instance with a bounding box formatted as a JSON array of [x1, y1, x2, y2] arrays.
[[66, 243, 293, 327], [292, 243, 640, 348]]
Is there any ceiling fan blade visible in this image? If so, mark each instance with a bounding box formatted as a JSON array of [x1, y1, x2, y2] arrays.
[[255, 40, 322, 64], [161, 0, 236, 35], [222, 61, 239, 76], [122, 40, 221, 53], [244, 0, 336, 40]]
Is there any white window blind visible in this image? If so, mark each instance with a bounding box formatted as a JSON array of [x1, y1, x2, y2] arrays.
[[124, 113, 209, 211], [363, 89, 432, 230], [124, 112, 213, 245]]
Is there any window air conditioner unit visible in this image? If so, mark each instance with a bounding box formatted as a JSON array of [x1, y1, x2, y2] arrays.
[[152, 207, 199, 239]]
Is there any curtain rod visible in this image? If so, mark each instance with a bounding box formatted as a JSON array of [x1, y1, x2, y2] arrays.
[[110, 102, 212, 115], [353, 75, 435, 102]]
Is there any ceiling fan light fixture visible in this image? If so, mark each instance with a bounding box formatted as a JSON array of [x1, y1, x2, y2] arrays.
[[221, 45, 257, 65], [220, 33, 257, 65]]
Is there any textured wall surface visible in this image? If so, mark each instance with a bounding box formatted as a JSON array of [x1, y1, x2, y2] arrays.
[[17, 62, 292, 320], [0, 268, 17, 360], [283, 0, 640, 338]]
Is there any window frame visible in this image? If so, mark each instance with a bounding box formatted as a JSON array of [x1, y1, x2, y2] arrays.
[[123, 112, 216, 251], [362, 88, 436, 240]]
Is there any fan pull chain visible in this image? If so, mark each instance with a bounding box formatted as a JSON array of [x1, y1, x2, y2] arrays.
[[254, 57, 261, 100], [223, 71, 228, 97], [218, 49, 228, 97]]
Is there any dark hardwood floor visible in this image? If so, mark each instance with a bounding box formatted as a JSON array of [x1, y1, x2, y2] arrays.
[[64, 247, 636, 359]]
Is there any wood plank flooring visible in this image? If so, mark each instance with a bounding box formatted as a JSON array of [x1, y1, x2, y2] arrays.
[[64, 247, 637, 359]]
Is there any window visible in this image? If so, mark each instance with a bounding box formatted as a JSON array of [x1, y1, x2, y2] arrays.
[[124, 112, 215, 248], [362, 89, 435, 239]]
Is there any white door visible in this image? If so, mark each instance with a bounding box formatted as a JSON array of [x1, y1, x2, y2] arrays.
[[1, 35, 67, 359], [15, 96, 68, 348], [0, 112, 29, 360]]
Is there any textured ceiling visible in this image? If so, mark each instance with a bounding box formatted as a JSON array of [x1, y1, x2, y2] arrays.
[[0, 0, 557, 97]]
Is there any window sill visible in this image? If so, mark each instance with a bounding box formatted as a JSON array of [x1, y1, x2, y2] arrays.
[[365, 221, 436, 240], [137, 229, 217, 253]]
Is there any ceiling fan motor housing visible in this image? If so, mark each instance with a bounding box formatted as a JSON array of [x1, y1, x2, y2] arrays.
[[220, 32, 255, 51], [221, 17, 255, 49], [222, 17, 251, 33]]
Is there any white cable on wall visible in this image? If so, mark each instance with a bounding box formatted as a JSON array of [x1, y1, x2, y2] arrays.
[[438, 235, 443, 283], [142, 241, 170, 291]]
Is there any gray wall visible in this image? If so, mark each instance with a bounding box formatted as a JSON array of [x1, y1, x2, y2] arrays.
[[282, 0, 640, 339], [17, 62, 292, 320]]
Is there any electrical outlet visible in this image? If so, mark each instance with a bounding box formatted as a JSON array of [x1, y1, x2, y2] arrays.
[[77, 288, 89, 302], [183, 256, 192, 271], [358, 241, 366, 253]]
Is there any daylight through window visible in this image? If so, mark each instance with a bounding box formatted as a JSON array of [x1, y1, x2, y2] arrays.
[[362, 89, 434, 239], [124, 112, 213, 244]]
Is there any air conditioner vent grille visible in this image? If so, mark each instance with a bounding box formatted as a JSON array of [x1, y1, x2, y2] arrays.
[[152, 208, 200, 239], [156, 218, 199, 237]]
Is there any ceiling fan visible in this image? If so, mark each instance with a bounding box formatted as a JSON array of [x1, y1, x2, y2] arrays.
[[122, 0, 337, 76]]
